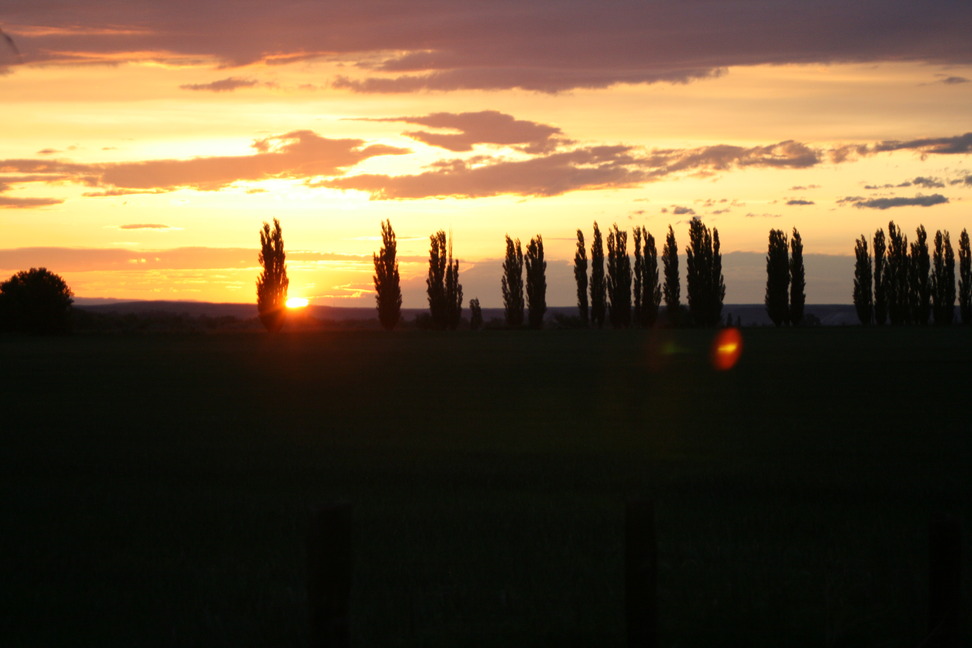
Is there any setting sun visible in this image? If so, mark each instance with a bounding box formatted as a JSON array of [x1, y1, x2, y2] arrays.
[[286, 297, 309, 309]]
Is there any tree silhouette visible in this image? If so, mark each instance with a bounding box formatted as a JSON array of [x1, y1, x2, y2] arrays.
[[663, 225, 680, 325], [445, 234, 462, 330], [931, 230, 955, 326], [765, 228, 790, 326], [427, 231, 447, 329], [853, 235, 873, 325], [573, 229, 588, 325], [885, 221, 910, 325], [606, 224, 631, 328], [909, 225, 931, 325], [959, 229, 971, 324], [790, 228, 805, 326], [373, 219, 402, 330], [501, 235, 524, 328], [469, 298, 483, 331], [0, 267, 74, 335], [638, 228, 661, 327], [873, 228, 887, 325], [590, 222, 606, 328], [633, 227, 644, 325], [525, 235, 546, 329], [686, 218, 725, 327], [257, 218, 289, 332]]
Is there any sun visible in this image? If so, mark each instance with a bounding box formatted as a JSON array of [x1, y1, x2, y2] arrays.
[[286, 296, 309, 309]]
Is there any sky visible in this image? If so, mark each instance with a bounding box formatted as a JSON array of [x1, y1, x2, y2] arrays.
[[2, 0, 971, 308]]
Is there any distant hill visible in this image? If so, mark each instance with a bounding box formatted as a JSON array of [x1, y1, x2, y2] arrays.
[[75, 299, 860, 327]]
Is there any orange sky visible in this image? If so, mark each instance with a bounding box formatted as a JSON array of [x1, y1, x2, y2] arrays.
[[2, 2, 971, 307]]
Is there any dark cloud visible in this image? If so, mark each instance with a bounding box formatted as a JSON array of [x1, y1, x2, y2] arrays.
[[672, 206, 696, 215], [872, 133, 972, 156], [179, 77, 262, 92], [786, 199, 815, 206], [366, 111, 566, 153], [9, 1, 972, 93], [0, 195, 64, 208], [938, 75, 970, 85], [841, 194, 950, 210]]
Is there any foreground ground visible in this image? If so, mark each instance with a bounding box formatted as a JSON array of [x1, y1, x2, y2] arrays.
[[2, 327, 971, 647]]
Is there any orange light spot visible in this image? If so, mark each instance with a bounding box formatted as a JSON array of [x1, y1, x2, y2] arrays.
[[712, 328, 743, 370], [286, 297, 309, 309]]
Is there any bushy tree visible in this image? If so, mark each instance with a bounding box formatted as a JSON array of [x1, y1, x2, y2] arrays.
[[931, 230, 955, 326], [525, 235, 546, 329], [0, 267, 74, 334], [765, 229, 790, 326], [663, 225, 680, 325], [373, 219, 402, 330], [873, 228, 887, 325], [790, 228, 805, 326], [573, 229, 588, 325], [885, 221, 910, 325], [686, 218, 725, 327], [257, 218, 289, 332], [590, 222, 606, 328], [909, 225, 931, 325], [959, 229, 971, 324], [606, 224, 631, 327], [501, 235, 524, 328], [853, 235, 873, 325]]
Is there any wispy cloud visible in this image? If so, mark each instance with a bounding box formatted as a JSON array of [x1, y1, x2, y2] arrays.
[[179, 77, 266, 92], [364, 111, 567, 153], [839, 194, 950, 210]]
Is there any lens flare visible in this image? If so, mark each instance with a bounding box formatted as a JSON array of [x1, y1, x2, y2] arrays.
[[712, 328, 743, 371], [286, 297, 309, 309]]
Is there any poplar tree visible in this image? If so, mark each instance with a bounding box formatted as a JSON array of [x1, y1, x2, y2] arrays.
[[372, 219, 402, 330], [501, 235, 524, 328], [606, 223, 631, 327], [686, 218, 724, 326], [959, 229, 971, 324], [790, 228, 805, 326], [663, 225, 680, 325], [469, 298, 483, 331], [765, 228, 790, 326], [525, 234, 546, 329], [641, 229, 662, 327], [257, 218, 289, 332], [873, 228, 887, 325], [909, 225, 931, 325], [427, 230, 448, 329], [853, 235, 873, 325], [573, 229, 588, 324], [445, 233, 463, 330], [590, 222, 606, 328], [885, 221, 910, 325], [931, 230, 955, 326], [633, 226, 644, 325]]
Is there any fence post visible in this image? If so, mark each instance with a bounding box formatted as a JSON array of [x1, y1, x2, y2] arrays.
[[625, 499, 657, 648], [927, 514, 961, 648], [307, 503, 352, 648]]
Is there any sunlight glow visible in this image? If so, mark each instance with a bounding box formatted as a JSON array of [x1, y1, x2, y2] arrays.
[[286, 297, 309, 309], [712, 328, 743, 371]]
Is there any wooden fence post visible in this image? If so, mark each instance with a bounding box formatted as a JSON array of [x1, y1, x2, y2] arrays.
[[307, 503, 352, 648], [625, 499, 657, 648], [927, 514, 961, 648]]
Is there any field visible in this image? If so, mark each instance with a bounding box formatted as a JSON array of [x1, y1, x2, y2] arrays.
[[2, 326, 971, 647]]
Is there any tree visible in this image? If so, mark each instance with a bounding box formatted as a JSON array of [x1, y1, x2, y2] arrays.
[[501, 235, 524, 328], [640, 228, 661, 327], [257, 218, 289, 332], [469, 298, 483, 331], [873, 228, 887, 325], [931, 230, 955, 326], [685, 218, 725, 327], [427, 230, 448, 329], [959, 229, 971, 324], [606, 223, 631, 327], [0, 267, 74, 334], [790, 228, 805, 326], [525, 235, 547, 329], [373, 219, 402, 330], [885, 221, 910, 325], [445, 234, 462, 330], [663, 225, 680, 325], [573, 229, 588, 325], [633, 226, 644, 326], [909, 225, 931, 325], [590, 222, 606, 328], [853, 235, 873, 325], [765, 229, 790, 326]]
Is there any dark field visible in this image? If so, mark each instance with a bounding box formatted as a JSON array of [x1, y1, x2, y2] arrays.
[[2, 327, 971, 647]]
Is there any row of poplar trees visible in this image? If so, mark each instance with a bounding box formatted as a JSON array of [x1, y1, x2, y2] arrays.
[[569, 218, 725, 328], [765, 228, 806, 326], [853, 221, 972, 326]]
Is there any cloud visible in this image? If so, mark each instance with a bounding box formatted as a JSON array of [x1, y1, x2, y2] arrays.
[[872, 133, 972, 156], [119, 224, 172, 230], [786, 199, 815, 206], [367, 111, 566, 153], [840, 194, 950, 210], [937, 75, 970, 85], [0, 195, 64, 208], [9, 1, 972, 93], [179, 77, 262, 92]]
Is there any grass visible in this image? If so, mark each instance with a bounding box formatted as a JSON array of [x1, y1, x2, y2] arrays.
[[2, 326, 971, 646]]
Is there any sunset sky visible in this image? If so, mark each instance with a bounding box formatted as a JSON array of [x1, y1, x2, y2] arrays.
[[2, 1, 971, 308]]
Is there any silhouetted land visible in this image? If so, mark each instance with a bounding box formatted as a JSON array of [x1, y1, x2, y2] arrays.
[[2, 327, 970, 646]]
